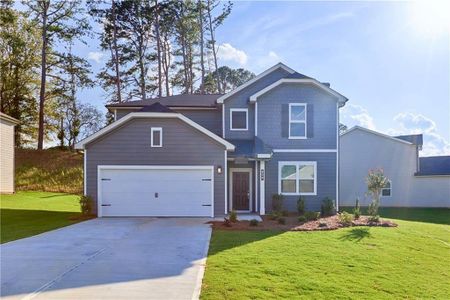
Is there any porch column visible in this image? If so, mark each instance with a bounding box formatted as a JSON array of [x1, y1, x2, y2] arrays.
[[259, 160, 266, 215]]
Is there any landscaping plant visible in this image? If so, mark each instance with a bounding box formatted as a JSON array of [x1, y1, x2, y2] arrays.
[[353, 198, 361, 219], [321, 197, 336, 216], [297, 196, 305, 215], [305, 211, 320, 221], [229, 210, 238, 223], [277, 217, 286, 225], [249, 219, 259, 226], [366, 169, 388, 217], [272, 194, 283, 212], [338, 212, 354, 226], [298, 215, 307, 223], [79, 195, 93, 215]]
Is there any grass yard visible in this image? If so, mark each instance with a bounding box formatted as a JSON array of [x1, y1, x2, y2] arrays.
[[0, 191, 84, 243], [202, 212, 450, 299]]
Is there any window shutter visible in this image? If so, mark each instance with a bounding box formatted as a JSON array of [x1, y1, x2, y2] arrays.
[[281, 104, 289, 138], [307, 104, 313, 138]]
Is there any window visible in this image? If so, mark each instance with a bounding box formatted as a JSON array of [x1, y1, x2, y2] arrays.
[[289, 103, 307, 139], [230, 108, 248, 130], [381, 180, 392, 197], [151, 127, 162, 147], [279, 161, 317, 195]]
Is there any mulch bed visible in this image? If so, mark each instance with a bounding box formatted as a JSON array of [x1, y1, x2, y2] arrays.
[[208, 214, 397, 231]]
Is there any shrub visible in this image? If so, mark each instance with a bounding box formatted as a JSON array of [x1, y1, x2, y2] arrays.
[[229, 210, 238, 223], [281, 210, 289, 217], [339, 212, 354, 226], [249, 219, 259, 226], [353, 198, 361, 219], [321, 197, 336, 216], [305, 211, 320, 221], [272, 194, 284, 212], [368, 215, 380, 223], [269, 211, 281, 220], [298, 215, 307, 223], [223, 218, 232, 227], [79, 195, 93, 215], [297, 196, 305, 215], [277, 217, 286, 225]]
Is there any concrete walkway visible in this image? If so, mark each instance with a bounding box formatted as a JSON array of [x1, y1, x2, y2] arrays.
[[1, 218, 212, 300]]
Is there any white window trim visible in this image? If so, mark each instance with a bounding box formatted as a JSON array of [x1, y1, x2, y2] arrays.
[[288, 103, 307, 139], [278, 161, 317, 196], [381, 180, 392, 197], [230, 108, 248, 131], [151, 127, 163, 147]]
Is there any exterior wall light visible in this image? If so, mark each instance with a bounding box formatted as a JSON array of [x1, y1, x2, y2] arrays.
[[217, 166, 222, 174]]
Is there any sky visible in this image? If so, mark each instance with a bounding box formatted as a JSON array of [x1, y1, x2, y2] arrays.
[[72, 1, 450, 156]]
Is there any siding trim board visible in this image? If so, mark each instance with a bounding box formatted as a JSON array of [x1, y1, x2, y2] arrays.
[[75, 112, 235, 151]]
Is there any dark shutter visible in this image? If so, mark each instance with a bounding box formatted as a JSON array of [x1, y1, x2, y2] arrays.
[[281, 104, 289, 138], [307, 104, 313, 138]]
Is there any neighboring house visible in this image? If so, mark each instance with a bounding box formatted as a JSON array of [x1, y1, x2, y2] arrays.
[[0, 112, 20, 194], [76, 63, 348, 217], [340, 126, 450, 208]]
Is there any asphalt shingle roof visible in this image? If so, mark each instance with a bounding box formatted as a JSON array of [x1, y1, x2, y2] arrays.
[[395, 134, 423, 146], [226, 137, 272, 158], [137, 102, 174, 113], [416, 156, 450, 176], [107, 94, 223, 108]]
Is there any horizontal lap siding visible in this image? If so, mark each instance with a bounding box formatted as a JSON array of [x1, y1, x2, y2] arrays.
[[175, 109, 222, 137], [265, 152, 337, 212], [86, 118, 226, 216]]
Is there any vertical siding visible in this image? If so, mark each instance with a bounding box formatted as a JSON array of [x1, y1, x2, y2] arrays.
[[224, 68, 291, 139], [257, 83, 338, 149], [0, 119, 15, 193], [86, 118, 226, 216], [265, 152, 337, 212]]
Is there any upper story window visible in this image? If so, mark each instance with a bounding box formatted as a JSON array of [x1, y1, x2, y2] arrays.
[[151, 127, 162, 147], [230, 108, 248, 131], [289, 103, 307, 139], [381, 180, 392, 197], [279, 161, 317, 195]]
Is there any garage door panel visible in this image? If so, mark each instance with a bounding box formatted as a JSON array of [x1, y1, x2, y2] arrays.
[[99, 167, 213, 217]]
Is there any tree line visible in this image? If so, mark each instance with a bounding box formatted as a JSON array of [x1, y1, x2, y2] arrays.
[[0, 0, 255, 150]]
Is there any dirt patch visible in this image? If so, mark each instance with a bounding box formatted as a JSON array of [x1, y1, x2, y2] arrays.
[[208, 215, 397, 231]]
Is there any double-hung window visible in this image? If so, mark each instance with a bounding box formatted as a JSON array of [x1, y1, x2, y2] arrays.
[[289, 103, 307, 139], [279, 161, 317, 195], [151, 127, 162, 147]]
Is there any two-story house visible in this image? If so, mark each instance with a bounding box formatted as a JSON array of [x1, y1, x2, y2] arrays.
[[75, 63, 348, 217]]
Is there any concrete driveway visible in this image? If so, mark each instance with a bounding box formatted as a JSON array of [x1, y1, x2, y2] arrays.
[[1, 218, 212, 300]]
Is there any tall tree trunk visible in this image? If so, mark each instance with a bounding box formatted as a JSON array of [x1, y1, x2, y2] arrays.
[[198, 0, 205, 94], [111, 0, 122, 103], [37, 3, 48, 150], [155, 0, 162, 97], [206, 1, 221, 93], [162, 34, 170, 96], [138, 35, 146, 100]]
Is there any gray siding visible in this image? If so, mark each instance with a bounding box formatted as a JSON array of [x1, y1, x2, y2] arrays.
[[174, 109, 222, 136], [340, 128, 450, 207], [224, 68, 290, 139], [265, 152, 337, 212], [115, 109, 139, 120], [257, 83, 338, 149], [85, 118, 226, 216]]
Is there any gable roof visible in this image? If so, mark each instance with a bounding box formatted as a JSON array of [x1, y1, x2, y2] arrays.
[[416, 156, 450, 176], [75, 112, 235, 151], [137, 102, 174, 113], [216, 63, 295, 104], [394, 134, 423, 146], [248, 78, 348, 106], [107, 94, 222, 110], [341, 126, 414, 145]]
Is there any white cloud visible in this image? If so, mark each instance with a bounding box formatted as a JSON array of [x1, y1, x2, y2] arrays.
[[217, 43, 248, 66], [88, 51, 104, 63], [388, 112, 450, 156], [340, 104, 376, 130]]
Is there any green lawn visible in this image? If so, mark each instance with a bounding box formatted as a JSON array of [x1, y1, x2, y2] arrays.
[[202, 211, 450, 299], [0, 191, 84, 243]]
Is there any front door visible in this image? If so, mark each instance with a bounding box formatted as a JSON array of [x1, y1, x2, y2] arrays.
[[232, 171, 250, 211]]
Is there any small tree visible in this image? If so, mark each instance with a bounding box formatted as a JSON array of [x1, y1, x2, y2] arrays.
[[353, 198, 361, 219], [366, 169, 388, 216], [297, 196, 305, 215]]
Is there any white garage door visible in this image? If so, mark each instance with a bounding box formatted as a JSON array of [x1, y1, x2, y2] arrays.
[[98, 166, 213, 217]]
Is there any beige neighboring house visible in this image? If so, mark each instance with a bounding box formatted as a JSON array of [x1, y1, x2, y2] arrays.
[[0, 112, 20, 194]]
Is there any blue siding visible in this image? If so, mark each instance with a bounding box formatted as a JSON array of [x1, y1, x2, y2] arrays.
[[257, 83, 338, 149], [265, 152, 337, 212], [224, 68, 291, 139]]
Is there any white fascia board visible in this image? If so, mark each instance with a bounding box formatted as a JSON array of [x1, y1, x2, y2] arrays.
[[216, 63, 295, 104], [249, 78, 347, 105], [256, 153, 272, 159], [75, 112, 235, 151], [341, 126, 414, 146]]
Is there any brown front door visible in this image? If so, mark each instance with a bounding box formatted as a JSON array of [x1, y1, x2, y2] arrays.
[[232, 171, 250, 211]]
